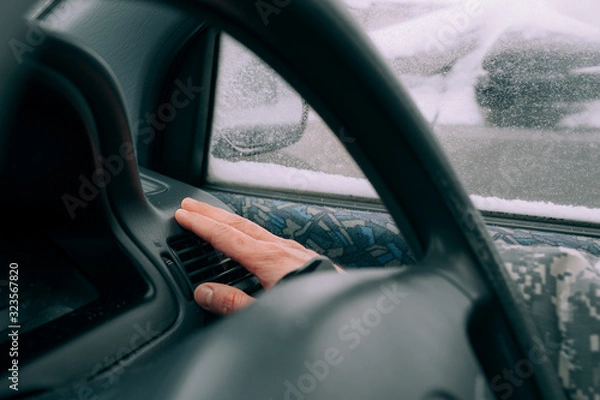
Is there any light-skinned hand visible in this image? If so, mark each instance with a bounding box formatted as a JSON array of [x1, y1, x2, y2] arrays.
[[175, 198, 341, 315]]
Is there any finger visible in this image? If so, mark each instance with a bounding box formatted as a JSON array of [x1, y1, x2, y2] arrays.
[[175, 207, 320, 289], [175, 208, 259, 266], [181, 199, 311, 254], [181, 198, 282, 242], [194, 283, 255, 315]]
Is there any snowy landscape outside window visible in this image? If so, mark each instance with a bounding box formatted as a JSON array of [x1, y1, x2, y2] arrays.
[[207, 0, 600, 224]]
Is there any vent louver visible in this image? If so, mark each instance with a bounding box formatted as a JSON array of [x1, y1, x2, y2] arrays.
[[168, 234, 261, 294]]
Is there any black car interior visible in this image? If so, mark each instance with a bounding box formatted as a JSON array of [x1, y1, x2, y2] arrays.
[[1, 0, 588, 399]]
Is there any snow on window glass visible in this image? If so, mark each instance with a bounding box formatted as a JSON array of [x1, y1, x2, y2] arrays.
[[208, 34, 377, 201], [208, 1, 600, 222]]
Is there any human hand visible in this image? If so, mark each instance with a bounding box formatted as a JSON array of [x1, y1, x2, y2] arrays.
[[175, 198, 336, 315]]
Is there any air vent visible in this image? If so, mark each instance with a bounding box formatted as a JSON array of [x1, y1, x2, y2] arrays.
[[168, 234, 261, 294]]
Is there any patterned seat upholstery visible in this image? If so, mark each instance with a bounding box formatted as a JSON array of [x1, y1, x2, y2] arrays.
[[211, 192, 416, 267], [211, 191, 600, 399]]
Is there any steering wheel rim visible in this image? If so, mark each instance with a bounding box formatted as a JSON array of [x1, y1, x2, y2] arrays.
[[0, 1, 566, 399], [154, 0, 565, 398]]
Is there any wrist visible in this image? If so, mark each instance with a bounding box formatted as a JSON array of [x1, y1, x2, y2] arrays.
[[278, 256, 342, 284]]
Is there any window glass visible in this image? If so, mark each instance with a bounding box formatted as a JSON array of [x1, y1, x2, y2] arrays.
[[207, 34, 377, 201], [208, 0, 600, 223], [344, 0, 600, 222]]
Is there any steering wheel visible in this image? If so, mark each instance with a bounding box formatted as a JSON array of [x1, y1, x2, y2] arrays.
[[0, 1, 567, 399]]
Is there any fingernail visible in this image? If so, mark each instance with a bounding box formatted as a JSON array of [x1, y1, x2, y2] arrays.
[[195, 285, 214, 309], [182, 197, 197, 206]]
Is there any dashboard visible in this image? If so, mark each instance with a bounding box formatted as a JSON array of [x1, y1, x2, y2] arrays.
[[0, 1, 597, 399], [0, 58, 258, 397]]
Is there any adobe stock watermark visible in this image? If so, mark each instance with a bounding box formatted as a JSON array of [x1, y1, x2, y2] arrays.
[[255, 0, 292, 26], [61, 77, 202, 219], [283, 126, 355, 192], [71, 321, 161, 400], [8, 1, 76, 64], [426, 0, 483, 53], [271, 282, 408, 400], [492, 144, 555, 198], [61, 142, 136, 220], [490, 333, 561, 400], [137, 77, 203, 145], [9, 23, 47, 65], [284, 168, 318, 193]]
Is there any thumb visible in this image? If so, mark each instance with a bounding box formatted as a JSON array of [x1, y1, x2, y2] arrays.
[[194, 283, 255, 315]]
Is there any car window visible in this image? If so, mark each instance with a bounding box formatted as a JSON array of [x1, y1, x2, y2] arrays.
[[345, 0, 600, 223], [207, 34, 377, 201], [207, 0, 600, 223]]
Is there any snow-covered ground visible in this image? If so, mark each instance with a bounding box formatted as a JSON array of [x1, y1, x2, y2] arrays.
[[344, 0, 459, 9], [209, 157, 600, 223], [471, 196, 600, 224], [209, 158, 378, 199]]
